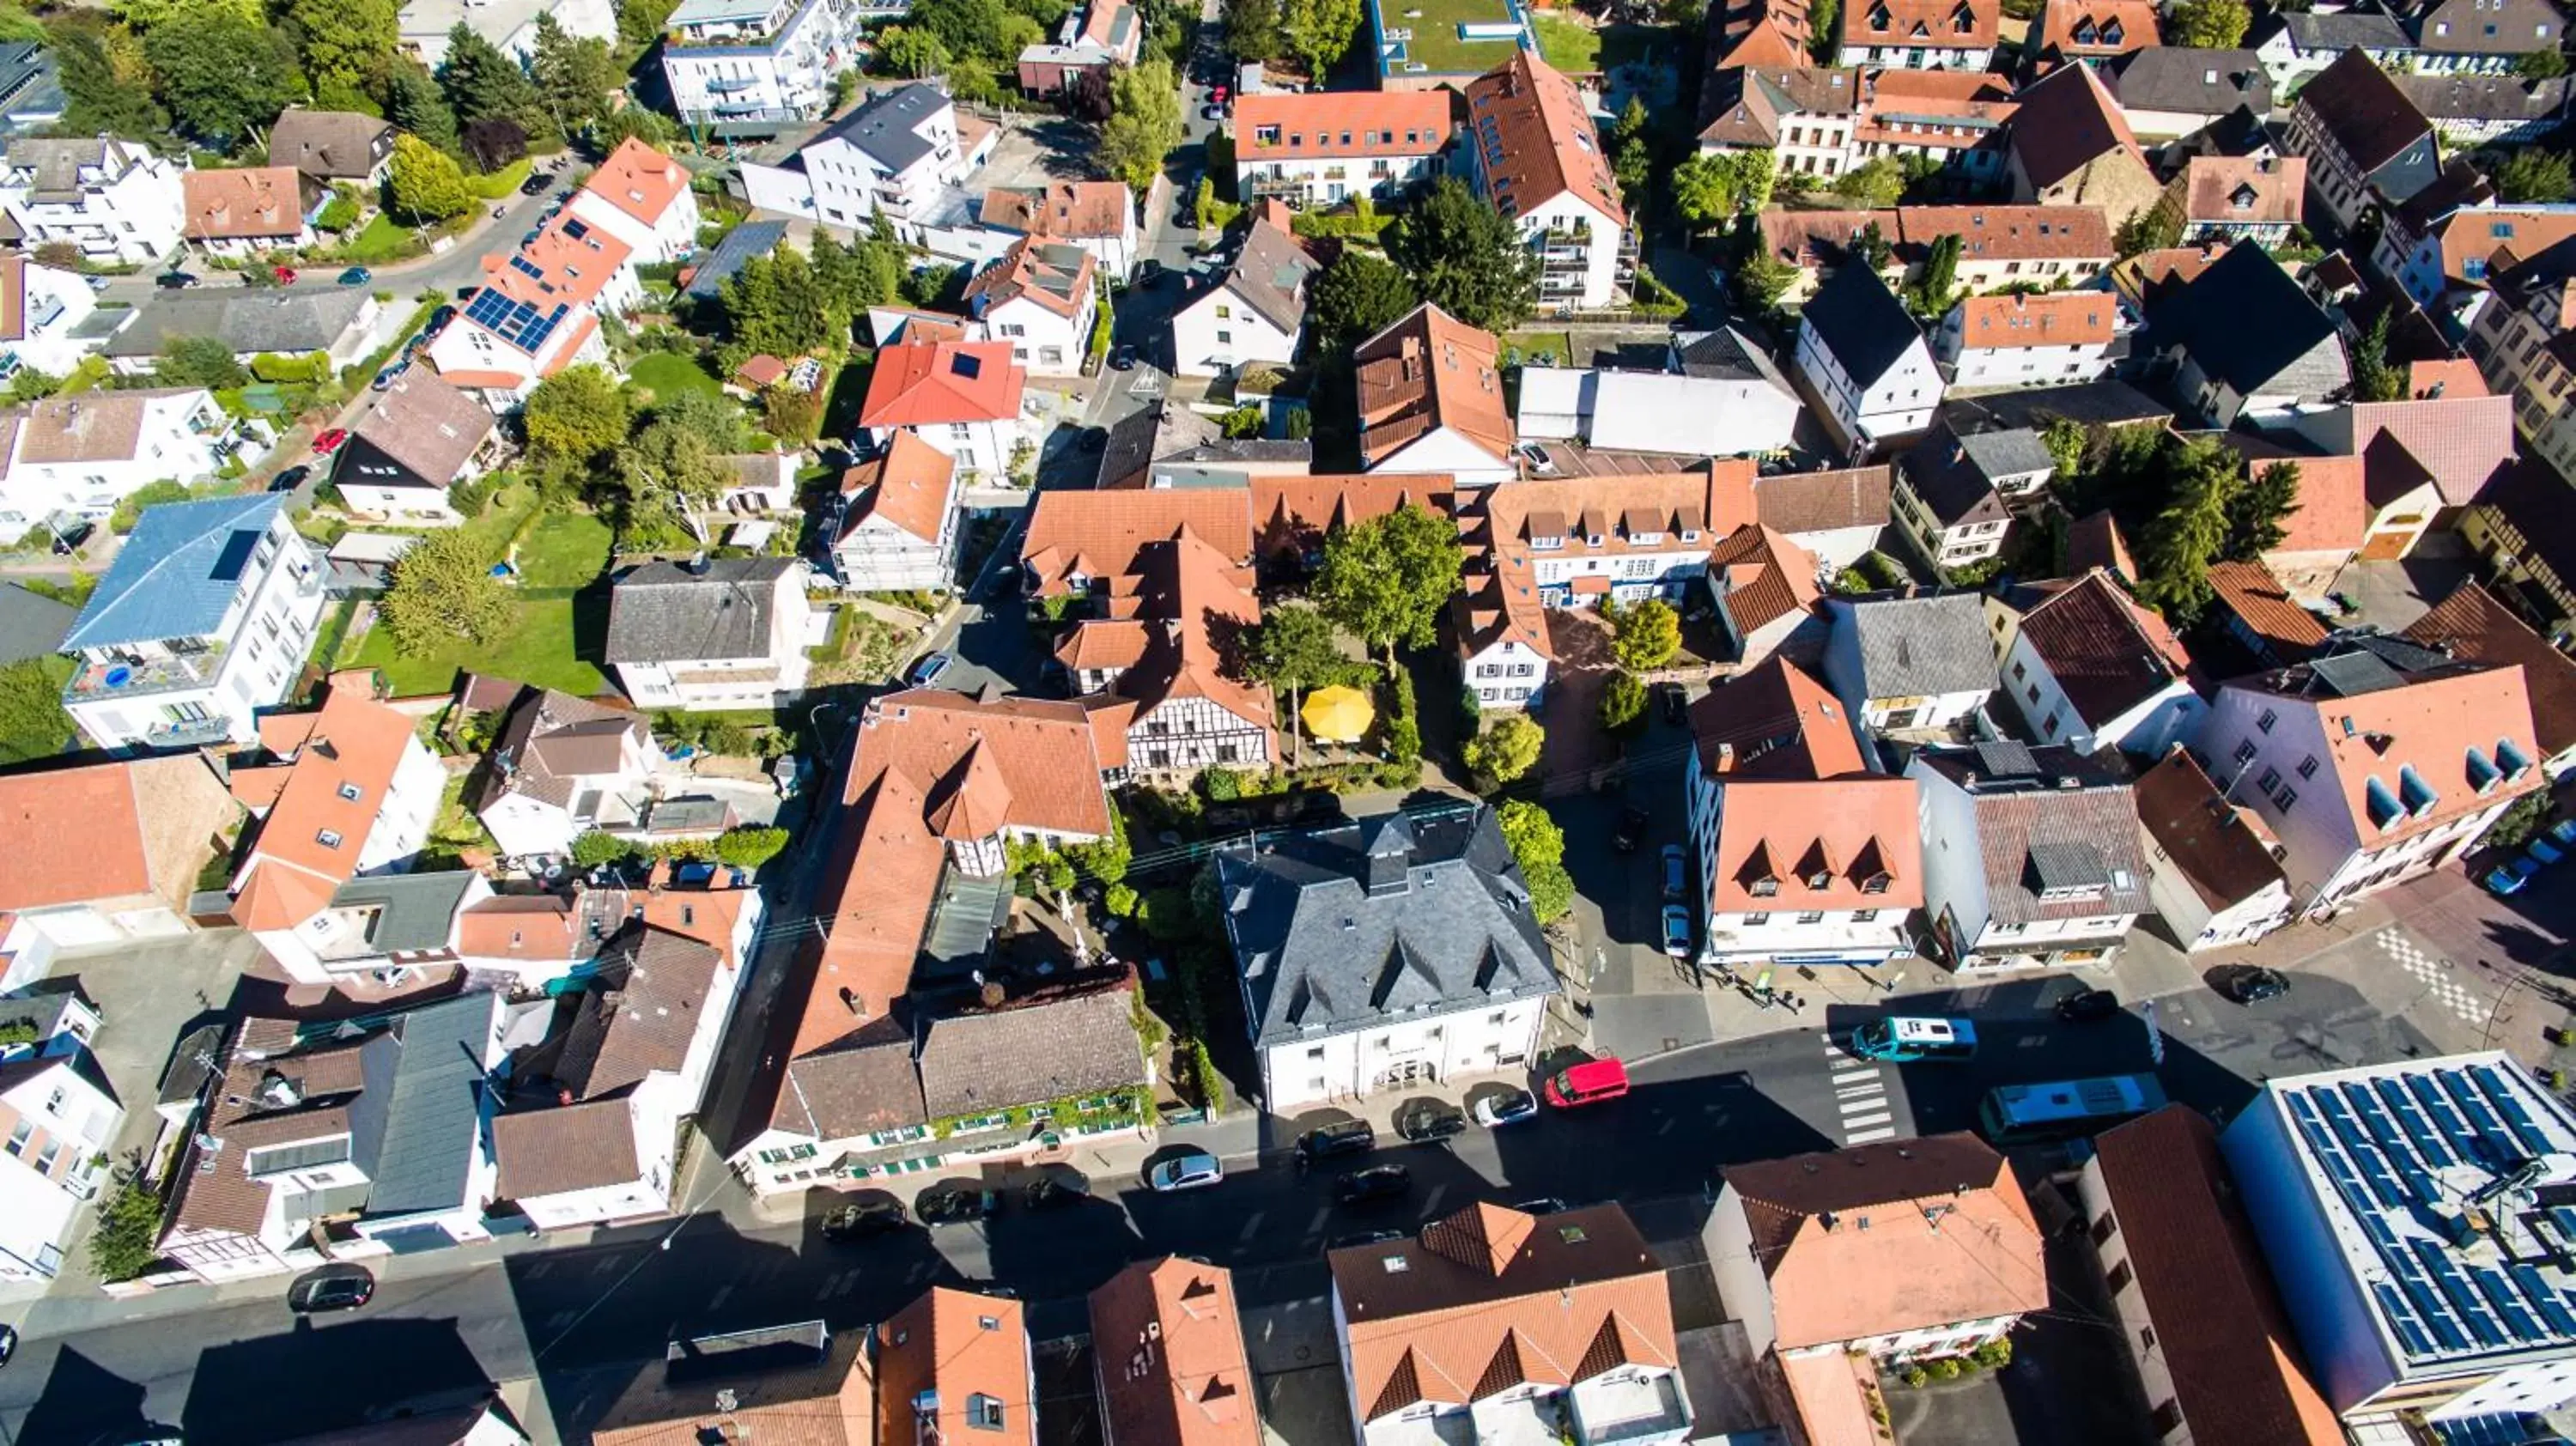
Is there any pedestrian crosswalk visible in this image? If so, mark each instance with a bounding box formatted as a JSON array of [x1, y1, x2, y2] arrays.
[[1824, 1034, 1900, 1144]]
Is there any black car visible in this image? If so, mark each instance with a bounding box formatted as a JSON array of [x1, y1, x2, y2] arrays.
[[2217, 966, 2290, 1005], [1297, 1119, 1376, 1165], [1612, 805, 1650, 853], [820, 1197, 908, 1240], [520, 171, 552, 196], [1023, 1175, 1091, 1209], [1659, 683, 1688, 726], [268, 464, 311, 494], [1335, 1164, 1412, 1207], [1396, 1103, 1467, 1145], [287, 1264, 375, 1315], [2055, 988, 2120, 1023], [1514, 1196, 1570, 1215], [49, 520, 93, 556], [155, 271, 199, 289], [915, 1186, 999, 1225]]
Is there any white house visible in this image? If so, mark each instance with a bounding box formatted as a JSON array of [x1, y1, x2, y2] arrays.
[[0, 1003, 125, 1281], [1794, 264, 1941, 453], [1935, 291, 2117, 390], [493, 926, 743, 1229], [1171, 216, 1315, 380], [564, 138, 703, 265], [1820, 591, 1995, 732], [659, 0, 861, 128], [1461, 53, 1629, 310], [963, 237, 1097, 377], [0, 387, 232, 530], [398, 0, 618, 67], [832, 430, 962, 592], [2130, 746, 2295, 953], [1891, 425, 2044, 572], [427, 211, 631, 405], [0, 755, 237, 993], [58, 493, 325, 752], [0, 253, 101, 379], [605, 557, 812, 711], [739, 82, 996, 244], [979, 180, 1139, 280], [0, 137, 186, 266], [1753, 464, 1893, 574], [1356, 304, 1516, 484], [1216, 810, 1558, 1111], [474, 688, 657, 860], [1996, 570, 2205, 756], [2193, 650, 2544, 920], [2251, 9, 2416, 96], [1905, 741, 2150, 973], [180, 166, 319, 259], [226, 674, 454, 986], [1684, 657, 1923, 967], [1230, 89, 1454, 209], [856, 338, 1027, 482], [1836, 0, 2001, 70]]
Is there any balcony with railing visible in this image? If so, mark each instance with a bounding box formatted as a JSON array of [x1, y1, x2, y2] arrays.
[[1247, 172, 1306, 198], [146, 714, 234, 748], [63, 641, 224, 706]]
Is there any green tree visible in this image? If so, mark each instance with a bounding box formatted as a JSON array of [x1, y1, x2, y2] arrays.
[[880, 23, 951, 76], [2517, 47, 2568, 78], [1225, 0, 1283, 60], [1609, 598, 1681, 672], [522, 365, 633, 470], [1909, 231, 1962, 317], [1098, 58, 1183, 194], [1497, 799, 1574, 922], [2168, 0, 2250, 46], [1850, 218, 1893, 270], [1462, 713, 1544, 787], [650, 386, 750, 451], [614, 416, 733, 528], [286, 0, 398, 94], [88, 1176, 165, 1283], [1807, 0, 1839, 59], [1599, 671, 1647, 732], [531, 11, 625, 134], [0, 657, 75, 765], [1315, 504, 1464, 670], [143, 9, 305, 148], [439, 21, 548, 134], [594, 102, 681, 149], [1279, 0, 1361, 76], [385, 61, 462, 155], [2225, 459, 2302, 562], [2137, 437, 2239, 619], [2040, 416, 2089, 480], [1734, 247, 1798, 315], [155, 336, 247, 390], [763, 385, 822, 445], [1673, 152, 1741, 230], [1246, 600, 1344, 756], [1609, 97, 1655, 212], [2350, 309, 2405, 402], [619, 0, 683, 50], [724, 245, 839, 355], [1385, 176, 1539, 332], [381, 526, 511, 653], [2115, 190, 2185, 257], [1840, 156, 1904, 207], [570, 830, 635, 867], [1311, 251, 1419, 343], [386, 133, 475, 222], [715, 825, 791, 868], [1220, 404, 1264, 438], [1730, 149, 1777, 214], [47, 15, 167, 137], [2497, 148, 2576, 203]]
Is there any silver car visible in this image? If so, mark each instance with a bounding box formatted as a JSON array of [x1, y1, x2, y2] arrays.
[[1148, 1150, 1224, 1192]]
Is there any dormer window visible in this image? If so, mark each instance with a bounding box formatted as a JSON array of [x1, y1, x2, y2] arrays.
[[1860, 872, 1890, 895], [2366, 776, 2403, 830], [337, 782, 362, 802], [1531, 532, 1564, 550], [1586, 532, 1603, 547], [2467, 744, 2501, 795], [2398, 765, 2439, 818], [2499, 737, 2535, 781], [1750, 877, 1778, 897], [1804, 869, 1832, 889], [1629, 531, 1662, 546], [317, 829, 343, 848]]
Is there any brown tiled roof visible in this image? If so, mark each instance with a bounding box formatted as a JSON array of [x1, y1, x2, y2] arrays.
[[2130, 747, 2289, 911], [1089, 1258, 1261, 1446], [841, 430, 957, 544], [964, 236, 1095, 321], [588, 1322, 872, 1446], [982, 179, 1131, 239], [877, 1289, 1031, 1446], [2014, 570, 2190, 726], [231, 676, 422, 933], [1249, 474, 1455, 564], [0, 756, 195, 910], [1462, 52, 1625, 226], [16, 389, 200, 465], [1356, 304, 1516, 467], [1699, 659, 1923, 912], [1462, 464, 1753, 570], [2063, 510, 2136, 581], [1710, 0, 1816, 69], [1329, 1203, 1674, 1421], [553, 927, 726, 1099], [1753, 465, 1891, 535], [474, 686, 647, 814], [1085, 528, 1279, 744], [2343, 394, 2518, 507], [184, 166, 313, 240], [1757, 207, 1894, 269], [1685, 654, 1867, 781], [2294, 49, 2433, 173], [1708, 523, 1822, 635], [1898, 204, 2112, 262], [2181, 155, 2306, 227], [2218, 440, 2367, 555], [2007, 61, 2143, 191], [493, 1097, 643, 1200], [2090, 1108, 2344, 1446], [1721, 1134, 2045, 1351], [1951, 291, 2116, 350], [1699, 67, 1859, 149], [1851, 68, 2016, 150], [0, 253, 23, 344], [1022, 487, 1255, 597], [347, 369, 494, 486], [1844, 0, 2000, 50], [1915, 744, 2152, 924], [2403, 581, 2576, 762], [2208, 559, 2330, 661], [269, 110, 392, 179], [2035, 0, 2159, 60], [2406, 358, 2488, 398]]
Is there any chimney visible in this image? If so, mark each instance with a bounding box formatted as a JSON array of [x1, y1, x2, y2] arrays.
[[1257, 197, 1294, 231], [1716, 741, 1735, 772]]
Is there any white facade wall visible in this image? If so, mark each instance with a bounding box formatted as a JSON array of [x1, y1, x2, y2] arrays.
[[866, 415, 1021, 482], [1938, 337, 2114, 390], [835, 507, 961, 592], [0, 389, 230, 528], [1, 152, 187, 265], [338, 480, 462, 526], [1236, 150, 1441, 209], [1795, 323, 1941, 449], [1517, 193, 1622, 311], [1464, 635, 1547, 710], [661, 0, 858, 127], [1785, 523, 1885, 575], [568, 178, 703, 266], [1171, 283, 1299, 379], [64, 519, 325, 751], [0, 1059, 121, 1280], [1892, 476, 2005, 568], [1683, 750, 1916, 965], [4, 264, 102, 378], [982, 290, 1096, 377], [2137, 824, 2294, 952], [1259, 997, 1546, 1111], [1122, 695, 1270, 779], [1367, 425, 1515, 486], [2000, 629, 2206, 756], [1840, 41, 1996, 70]]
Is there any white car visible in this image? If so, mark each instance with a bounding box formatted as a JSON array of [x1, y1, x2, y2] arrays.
[[1148, 1151, 1224, 1192], [1473, 1088, 1539, 1127]]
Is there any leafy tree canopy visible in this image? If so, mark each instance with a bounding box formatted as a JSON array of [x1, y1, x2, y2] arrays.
[[522, 365, 633, 471], [387, 133, 476, 222], [381, 527, 511, 653], [1384, 177, 1538, 332], [143, 9, 304, 147], [1098, 58, 1183, 194], [1311, 251, 1419, 345], [1315, 503, 1464, 667], [1463, 713, 1544, 787]]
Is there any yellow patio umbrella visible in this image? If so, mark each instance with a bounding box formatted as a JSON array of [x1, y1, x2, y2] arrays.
[[1301, 684, 1375, 744]]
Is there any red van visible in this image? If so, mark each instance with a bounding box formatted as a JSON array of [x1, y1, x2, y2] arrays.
[[1543, 1058, 1630, 1109]]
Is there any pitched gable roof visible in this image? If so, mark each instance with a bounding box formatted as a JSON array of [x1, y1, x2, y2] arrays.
[[581, 138, 692, 228], [981, 179, 1132, 239], [267, 110, 391, 179], [2014, 569, 2192, 725], [604, 557, 793, 665], [859, 340, 1027, 428], [1088, 1259, 1261, 1446], [1355, 304, 1516, 467], [1753, 465, 1891, 535], [965, 236, 1095, 322], [1206, 219, 1319, 334], [1844, 0, 2000, 49], [2403, 581, 2576, 763], [1463, 52, 1625, 226], [2008, 60, 2143, 192], [1798, 263, 1925, 388], [1021, 487, 1255, 597], [2150, 243, 2345, 396], [2295, 48, 2436, 173], [228, 675, 420, 932], [2130, 745, 2290, 911], [1836, 591, 1996, 697], [61, 491, 282, 652], [1708, 523, 1822, 637], [841, 429, 958, 544], [183, 166, 313, 241]]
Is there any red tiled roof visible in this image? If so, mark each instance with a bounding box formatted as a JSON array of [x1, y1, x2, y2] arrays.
[[1685, 654, 1868, 781], [483, 211, 634, 313], [1898, 204, 2113, 262], [964, 236, 1095, 321], [581, 138, 692, 228], [0, 759, 164, 909], [2403, 581, 2576, 761], [982, 179, 1132, 240], [1708, 523, 1822, 635], [1952, 290, 2116, 349], [2129, 748, 2290, 911], [229, 675, 420, 933], [1845, 0, 2001, 50], [1233, 91, 1455, 161], [182, 166, 312, 240], [1249, 474, 1455, 563], [860, 341, 1026, 428], [876, 1291, 1031, 1446], [1462, 52, 1625, 226], [1088, 1259, 1261, 1446], [2181, 155, 2306, 228], [2036, 0, 2160, 59], [2263, 662, 2542, 842], [841, 430, 957, 544], [2208, 559, 2330, 660], [2014, 570, 2191, 726], [1021, 487, 1255, 597], [1355, 305, 1516, 468]]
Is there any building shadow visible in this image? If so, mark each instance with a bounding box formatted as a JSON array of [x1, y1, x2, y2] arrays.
[[13, 1345, 169, 1446], [184, 1315, 493, 1446]]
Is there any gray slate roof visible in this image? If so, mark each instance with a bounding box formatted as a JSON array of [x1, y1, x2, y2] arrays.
[[2105, 48, 2270, 117], [1959, 428, 2055, 481], [1218, 808, 1558, 1049], [1213, 220, 1318, 334], [915, 985, 1146, 1119], [361, 993, 496, 1218], [605, 557, 794, 665], [1837, 592, 1996, 697], [62, 493, 284, 653], [101, 287, 374, 360], [2276, 8, 2415, 51], [685, 219, 791, 302], [1799, 264, 1924, 389], [329, 872, 480, 953], [775, 1020, 926, 1139], [0, 580, 73, 665], [1673, 325, 1794, 389], [812, 83, 949, 172]]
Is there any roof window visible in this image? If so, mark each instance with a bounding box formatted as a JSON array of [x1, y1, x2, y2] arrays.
[[317, 829, 343, 848]]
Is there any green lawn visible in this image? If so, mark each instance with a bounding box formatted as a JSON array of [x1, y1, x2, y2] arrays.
[[340, 214, 429, 264], [468, 158, 533, 201], [1395, 0, 1534, 76], [629, 351, 725, 405], [515, 510, 614, 590], [344, 501, 616, 697], [1532, 14, 1600, 72], [1506, 330, 1577, 367]]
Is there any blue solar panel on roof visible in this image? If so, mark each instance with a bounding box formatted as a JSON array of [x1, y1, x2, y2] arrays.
[[2416, 1243, 2508, 1348], [2513, 1266, 2576, 1336], [2379, 1285, 2439, 1357], [207, 527, 258, 583], [563, 218, 587, 240], [508, 255, 544, 281], [2473, 1269, 2543, 1340]]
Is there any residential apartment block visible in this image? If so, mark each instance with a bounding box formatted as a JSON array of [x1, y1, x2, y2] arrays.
[[0, 997, 123, 1281], [1935, 291, 2117, 391], [1232, 90, 1454, 209], [832, 430, 963, 592], [0, 137, 185, 266], [0, 386, 234, 529], [1795, 264, 1942, 452], [740, 82, 995, 245], [660, 0, 864, 128], [1462, 52, 1630, 310]]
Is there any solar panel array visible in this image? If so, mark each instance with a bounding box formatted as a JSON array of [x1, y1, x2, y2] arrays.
[[463, 286, 570, 357], [2285, 1065, 2576, 1364]]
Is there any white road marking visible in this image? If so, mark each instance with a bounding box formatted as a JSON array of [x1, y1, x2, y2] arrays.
[[1846, 1126, 1899, 1143], [1842, 1110, 1894, 1129]]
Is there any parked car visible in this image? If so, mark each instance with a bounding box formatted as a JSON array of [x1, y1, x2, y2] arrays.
[[337, 266, 371, 286], [1201, 102, 1226, 121], [1659, 844, 1686, 902], [820, 1197, 908, 1240], [271, 265, 298, 284], [2054, 989, 2120, 1023], [1396, 1103, 1467, 1145], [1612, 805, 1649, 853], [1109, 345, 1137, 370], [1335, 1164, 1411, 1207], [1296, 1119, 1375, 1165], [1473, 1087, 1539, 1127], [1327, 1227, 1406, 1251], [373, 362, 409, 391], [2488, 856, 2543, 896], [905, 652, 952, 688], [519, 171, 552, 196], [155, 271, 199, 289], [914, 1186, 999, 1226], [1023, 1175, 1090, 1210], [268, 465, 310, 493], [1660, 904, 1692, 959], [83, 275, 109, 293], [426, 304, 456, 336], [1209, 83, 1230, 105], [2215, 965, 2289, 1005], [1149, 1151, 1224, 1192], [0, 1322, 16, 1368], [49, 520, 93, 556], [2530, 836, 2567, 866], [287, 1264, 374, 1315], [311, 428, 349, 455]]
